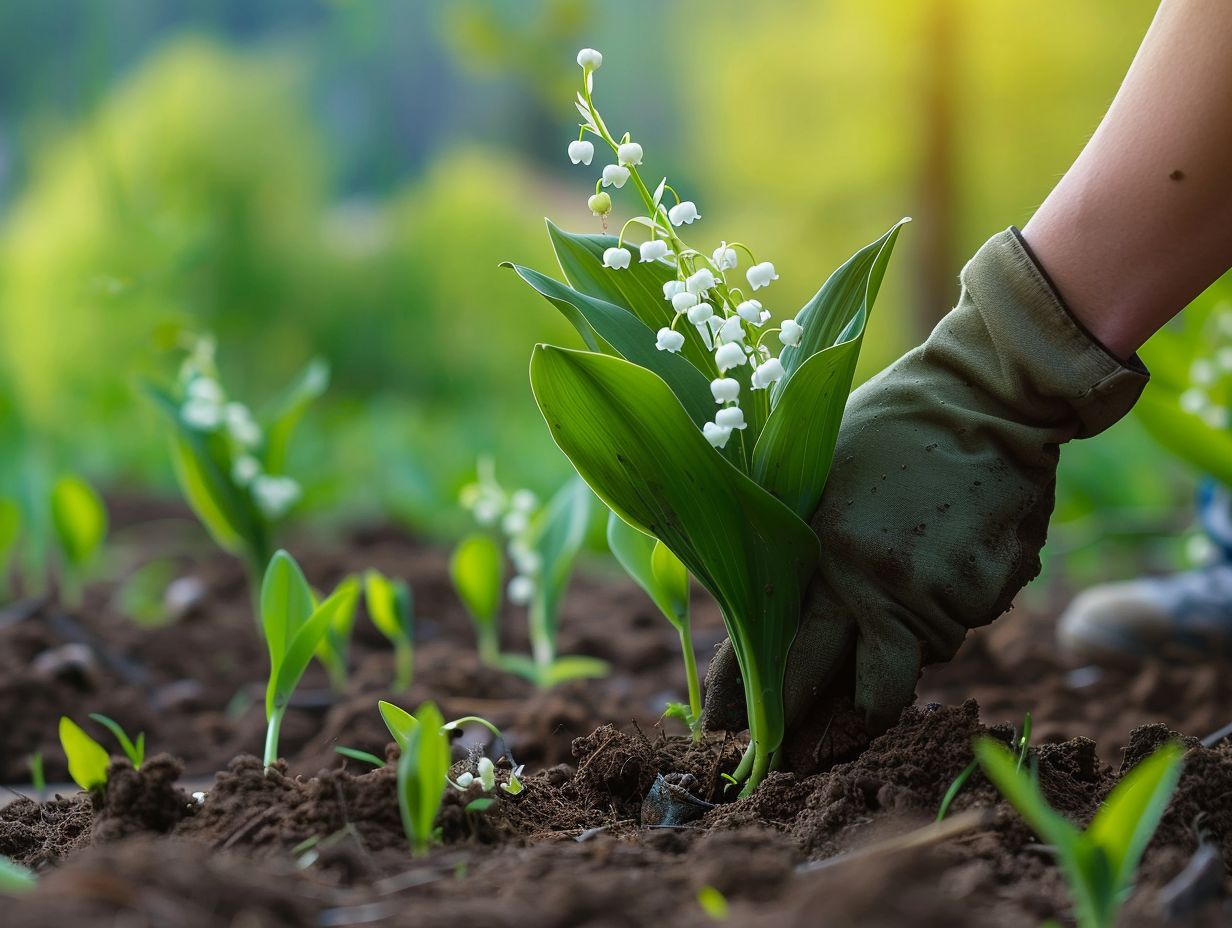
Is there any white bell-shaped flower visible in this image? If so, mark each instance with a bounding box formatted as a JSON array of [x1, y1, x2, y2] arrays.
[[568, 140, 594, 165], [717, 315, 746, 344], [252, 475, 301, 520], [511, 545, 542, 577], [1218, 347, 1232, 371], [710, 377, 740, 404], [656, 327, 685, 353], [686, 268, 716, 293], [508, 575, 535, 605], [671, 290, 699, 312], [751, 357, 786, 390], [601, 164, 630, 188], [736, 299, 763, 324], [716, 406, 747, 430], [232, 455, 261, 486], [1180, 388, 1208, 414], [713, 243, 738, 271], [225, 402, 261, 447], [640, 239, 670, 262], [687, 302, 714, 326], [1204, 405, 1227, 428], [617, 142, 643, 166], [576, 48, 603, 70], [186, 376, 223, 404], [703, 421, 733, 448], [477, 756, 497, 792], [663, 280, 686, 301], [747, 261, 779, 290], [603, 246, 631, 269], [1191, 360, 1216, 385], [502, 509, 529, 536], [510, 489, 538, 512], [779, 319, 804, 347], [715, 341, 747, 371], [668, 201, 700, 225], [182, 397, 223, 431], [588, 192, 612, 216]]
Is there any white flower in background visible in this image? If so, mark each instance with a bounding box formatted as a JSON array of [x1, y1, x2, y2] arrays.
[[663, 280, 686, 301], [472, 497, 501, 526], [671, 290, 699, 312], [1218, 347, 1232, 371], [576, 48, 603, 70], [456, 772, 475, 788], [717, 315, 745, 344], [715, 342, 747, 371], [225, 402, 261, 447], [510, 489, 538, 513], [1203, 405, 1227, 429], [588, 192, 612, 216], [687, 302, 714, 326], [710, 377, 740, 404], [686, 268, 716, 293], [1180, 388, 1207, 415], [186, 377, 223, 404], [716, 406, 747, 431], [182, 397, 223, 431], [713, 243, 738, 271], [502, 509, 529, 536], [232, 455, 261, 486], [668, 201, 700, 226], [736, 300, 763, 324], [252, 475, 301, 519], [656, 327, 685, 353], [617, 142, 643, 166], [477, 756, 497, 792], [510, 545, 542, 577], [779, 319, 804, 347], [747, 261, 779, 290], [640, 240, 670, 262], [703, 421, 733, 448], [568, 140, 595, 165], [603, 246, 631, 269], [751, 357, 785, 390], [1191, 360, 1216, 385], [508, 575, 535, 605], [601, 164, 630, 188]]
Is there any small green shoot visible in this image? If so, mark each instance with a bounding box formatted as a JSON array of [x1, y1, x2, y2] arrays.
[[364, 569, 414, 691], [28, 753, 45, 795], [938, 712, 1033, 822], [88, 713, 145, 768], [0, 497, 20, 600], [58, 716, 111, 791], [335, 746, 386, 769], [0, 856, 36, 895], [975, 738, 1184, 928], [378, 699, 419, 749], [397, 701, 451, 857], [314, 575, 361, 693], [49, 475, 107, 606], [261, 551, 359, 768], [697, 885, 729, 921], [449, 533, 503, 666]]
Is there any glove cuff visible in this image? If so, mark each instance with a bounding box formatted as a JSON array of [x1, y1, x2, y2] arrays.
[[958, 227, 1150, 439]]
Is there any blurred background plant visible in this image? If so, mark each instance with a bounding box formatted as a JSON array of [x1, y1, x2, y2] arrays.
[[0, 0, 1206, 597]]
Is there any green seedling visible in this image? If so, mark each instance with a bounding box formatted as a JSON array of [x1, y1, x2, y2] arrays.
[[0, 497, 20, 600], [450, 533, 504, 666], [607, 510, 700, 736], [146, 336, 328, 594], [975, 738, 1184, 928], [88, 713, 145, 769], [58, 716, 111, 791], [397, 700, 451, 857], [379, 701, 517, 793], [335, 746, 386, 768], [364, 569, 414, 692], [49, 475, 107, 607], [28, 753, 45, 795], [261, 550, 359, 768], [938, 713, 1032, 822], [315, 575, 361, 693], [697, 885, 730, 921], [515, 51, 906, 793], [0, 856, 36, 895]]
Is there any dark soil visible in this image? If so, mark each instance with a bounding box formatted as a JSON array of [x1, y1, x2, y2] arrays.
[[3, 501, 1232, 925]]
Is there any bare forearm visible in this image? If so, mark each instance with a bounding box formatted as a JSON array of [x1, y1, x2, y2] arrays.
[[1023, 0, 1232, 359]]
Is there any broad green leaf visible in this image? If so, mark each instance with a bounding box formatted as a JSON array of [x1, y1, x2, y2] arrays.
[[88, 713, 144, 768], [397, 701, 450, 856], [261, 550, 315, 668], [974, 738, 1080, 852], [607, 510, 689, 633], [364, 569, 412, 645], [774, 218, 909, 398], [528, 477, 594, 660], [449, 534, 503, 626], [379, 700, 419, 749], [751, 329, 863, 519], [1135, 386, 1232, 487], [50, 476, 107, 567], [263, 359, 329, 475], [0, 855, 36, 894], [1086, 742, 1184, 891], [506, 264, 715, 430], [545, 221, 716, 374], [59, 716, 111, 791], [267, 580, 357, 718], [530, 346, 819, 757]]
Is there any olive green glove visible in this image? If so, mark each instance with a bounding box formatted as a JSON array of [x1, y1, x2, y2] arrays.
[[704, 227, 1149, 754]]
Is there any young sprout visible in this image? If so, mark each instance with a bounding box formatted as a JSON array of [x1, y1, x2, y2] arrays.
[[261, 551, 359, 768], [0, 856, 36, 895], [49, 475, 107, 608], [0, 497, 20, 601], [396, 701, 451, 857], [88, 713, 145, 769], [364, 569, 414, 692], [938, 713, 1032, 822], [58, 716, 111, 791], [28, 753, 45, 796], [314, 575, 361, 694], [449, 533, 504, 666], [334, 746, 386, 769], [607, 510, 700, 736], [975, 738, 1184, 928]]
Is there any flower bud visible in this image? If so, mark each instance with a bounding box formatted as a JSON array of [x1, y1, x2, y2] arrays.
[[640, 240, 670, 262], [687, 302, 714, 325], [668, 201, 700, 225], [713, 243, 738, 270], [715, 406, 747, 430], [576, 48, 603, 71], [714, 342, 747, 371], [601, 164, 630, 188], [686, 268, 716, 293], [617, 142, 643, 166], [710, 377, 740, 404], [478, 756, 497, 792], [672, 291, 699, 312], [603, 246, 631, 269], [568, 140, 595, 165], [663, 280, 686, 301], [779, 319, 804, 347], [588, 192, 612, 216], [747, 261, 779, 290], [656, 327, 685, 353], [703, 421, 733, 449]]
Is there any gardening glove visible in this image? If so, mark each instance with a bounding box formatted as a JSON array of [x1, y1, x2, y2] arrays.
[[704, 227, 1150, 753]]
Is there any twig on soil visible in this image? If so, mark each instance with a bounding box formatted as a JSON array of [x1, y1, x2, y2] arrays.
[[796, 809, 992, 874], [1199, 719, 1232, 748]]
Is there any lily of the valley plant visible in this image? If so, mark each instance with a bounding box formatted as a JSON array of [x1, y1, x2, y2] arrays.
[[510, 48, 908, 793]]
